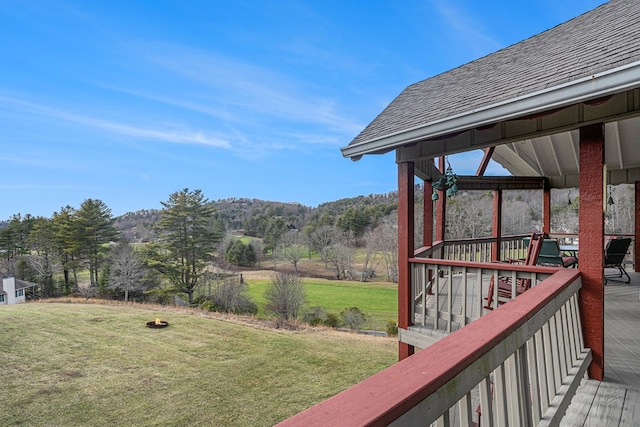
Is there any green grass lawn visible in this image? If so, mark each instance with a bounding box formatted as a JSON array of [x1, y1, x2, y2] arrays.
[[0, 302, 396, 426], [245, 278, 398, 331]]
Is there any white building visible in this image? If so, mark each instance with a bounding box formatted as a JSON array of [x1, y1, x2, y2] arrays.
[[0, 275, 38, 305]]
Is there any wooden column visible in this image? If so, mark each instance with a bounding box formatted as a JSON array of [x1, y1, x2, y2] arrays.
[[398, 161, 415, 360], [424, 179, 435, 297], [543, 184, 551, 234], [435, 157, 446, 240], [578, 123, 605, 381], [423, 181, 433, 247], [492, 189, 503, 262], [635, 182, 640, 272]]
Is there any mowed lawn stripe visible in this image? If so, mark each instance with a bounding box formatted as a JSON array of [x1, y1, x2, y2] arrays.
[[0, 302, 396, 427]]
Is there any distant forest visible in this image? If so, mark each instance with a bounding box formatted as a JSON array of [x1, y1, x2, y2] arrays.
[[112, 192, 398, 244], [111, 183, 635, 244], [0, 184, 633, 298], [2, 184, 633, 245]]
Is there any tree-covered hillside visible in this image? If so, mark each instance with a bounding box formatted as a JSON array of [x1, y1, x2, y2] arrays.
[[111, 193, 400, 244], [0, 184, 634, 301], [11, 184, 634, 248]]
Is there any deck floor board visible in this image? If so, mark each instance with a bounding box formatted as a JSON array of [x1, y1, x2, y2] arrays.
[[563, 271, 640, 426], [619, 387, 640, 426]]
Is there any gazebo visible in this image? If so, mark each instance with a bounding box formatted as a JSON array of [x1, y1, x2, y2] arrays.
[[280, 1, 640, 425]]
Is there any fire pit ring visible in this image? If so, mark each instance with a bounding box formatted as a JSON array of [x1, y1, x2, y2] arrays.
[[146, 320, 169, 328]]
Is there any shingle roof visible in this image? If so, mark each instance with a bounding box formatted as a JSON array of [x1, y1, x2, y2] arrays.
[[15, 279, 38, 290], [0, 274, 38, 293], [347, 0, 640, 149]]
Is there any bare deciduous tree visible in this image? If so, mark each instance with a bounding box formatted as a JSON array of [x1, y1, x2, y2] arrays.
[[108, 241, 147, 302], [310, 225, 337, 269], [326, 242, 354, 280], [359, 229, 382, 282], [446, 193, 491, 239], [279, 230, 306, 273], [371, 217, 398, 283], [264, 271, 306, 328], [313, 227, 355, 280], [605, 184, 634, 233]]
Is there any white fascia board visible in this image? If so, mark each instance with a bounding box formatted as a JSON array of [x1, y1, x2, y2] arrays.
[[341, 61, 640, 159]]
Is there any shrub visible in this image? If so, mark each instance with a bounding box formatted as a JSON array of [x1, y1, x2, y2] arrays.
[[385, 318, 398, 336], [199, 300, 212, 311], [145, 288, 176, 305], [323, 313, 342, 328], [77, 285, 97, 301], [302, 306, 328, 326], [209, 276, 257, 315], [340, 307, 368, 331], [235, 299, 258, 315], [264, 271, 307, 328]]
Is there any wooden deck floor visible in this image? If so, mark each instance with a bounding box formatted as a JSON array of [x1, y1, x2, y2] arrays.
[[561, 269, 640, 426]]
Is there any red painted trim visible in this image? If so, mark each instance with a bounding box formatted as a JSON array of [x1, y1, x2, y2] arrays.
[[578, 123, 605, 381], [423, 181, 433, 247], [276, 269, 580, 427], [476, 146, 495, 176], [492, 189, 502, 262], [408, 257, 559, 275], [423, 179, 435, 299], [635, 182, 640, 272], [543, 185, 551, 234], [435, 157, 446, 243], [397, 162, 415, 360]]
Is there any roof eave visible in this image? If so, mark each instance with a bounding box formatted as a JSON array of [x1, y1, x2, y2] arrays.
[[341, 60, 640, 160]]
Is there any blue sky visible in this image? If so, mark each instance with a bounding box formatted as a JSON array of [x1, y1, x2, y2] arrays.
[[0, 0, 607, 219]]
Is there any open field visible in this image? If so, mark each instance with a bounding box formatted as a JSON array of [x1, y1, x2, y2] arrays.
[[252, 252, 387, 281], [0, 302, 396, 426], [245, 277, 397, 331]]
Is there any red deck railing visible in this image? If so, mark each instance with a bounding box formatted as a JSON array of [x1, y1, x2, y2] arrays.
[[277, 268, 590, 426], [404, 258, 557, 348]]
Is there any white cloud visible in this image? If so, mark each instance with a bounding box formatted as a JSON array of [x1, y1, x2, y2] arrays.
[[0, 94, 231, 148], [431, 1, 503, 58], [135, 43, 363, 138]]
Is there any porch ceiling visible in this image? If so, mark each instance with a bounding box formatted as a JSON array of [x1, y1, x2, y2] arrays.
[[488, 103, 640, 188], [400, 86, 640, 188]]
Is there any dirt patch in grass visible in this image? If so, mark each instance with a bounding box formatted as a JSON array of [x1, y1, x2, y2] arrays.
[[239, 258, 342, 281], [62, 370, 84, 378]]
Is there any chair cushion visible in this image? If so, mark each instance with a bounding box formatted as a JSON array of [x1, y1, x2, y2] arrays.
[[562, 256, 578, 267]]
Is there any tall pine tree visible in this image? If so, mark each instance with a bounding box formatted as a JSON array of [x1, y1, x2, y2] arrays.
[[74, 199, 118, 288], [51, 206, 81, 293], [149, 189, 221, 304]]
